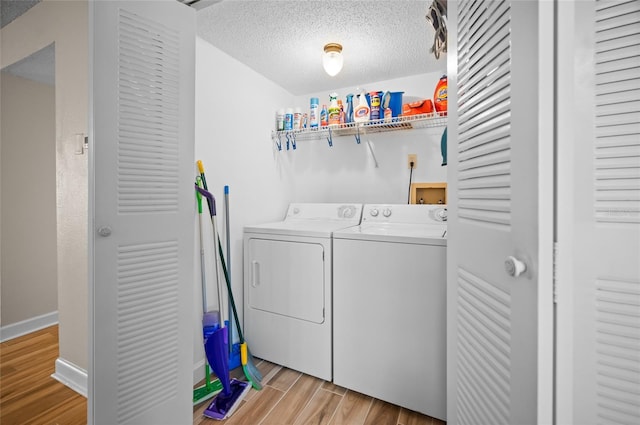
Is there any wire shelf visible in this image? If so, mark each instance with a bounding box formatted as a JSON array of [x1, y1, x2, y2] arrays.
[[271, 113, 447, 150]]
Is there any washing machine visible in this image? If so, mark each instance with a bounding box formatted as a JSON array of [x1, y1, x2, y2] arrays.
[[243, 203, 362, 381], [333, 204, 447, 420]]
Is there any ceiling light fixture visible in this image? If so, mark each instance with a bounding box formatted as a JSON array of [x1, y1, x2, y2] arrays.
[[322, 43, 343, 77]]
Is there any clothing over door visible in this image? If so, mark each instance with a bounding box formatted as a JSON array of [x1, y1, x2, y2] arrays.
[[89, 1, 196, 423], [446, 1, 555, 424]]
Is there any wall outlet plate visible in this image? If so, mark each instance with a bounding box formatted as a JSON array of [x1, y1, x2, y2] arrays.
[[408, 154, 417, 169]]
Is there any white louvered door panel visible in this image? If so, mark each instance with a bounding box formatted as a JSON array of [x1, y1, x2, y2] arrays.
[[447, 1, 554, 424], [89, 1, 195, 424], [559, 1, 640, 424]]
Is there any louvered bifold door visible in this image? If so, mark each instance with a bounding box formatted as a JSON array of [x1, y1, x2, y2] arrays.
[[592, 1, 640, 423], [567, 1, 640, 424], [89, 1, 195, 424], [447, 1, 553, 424]]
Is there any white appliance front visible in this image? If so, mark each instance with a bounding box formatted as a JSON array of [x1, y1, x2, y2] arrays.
[[243, 203, 362, 381], [333, 204, 447, 420]]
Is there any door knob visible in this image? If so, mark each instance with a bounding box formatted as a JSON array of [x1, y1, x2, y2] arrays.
[[97, 226, 112, 237], [505, 256, 527, 277]]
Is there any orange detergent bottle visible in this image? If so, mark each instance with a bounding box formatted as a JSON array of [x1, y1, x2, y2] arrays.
[[434, 75, 448, 114]]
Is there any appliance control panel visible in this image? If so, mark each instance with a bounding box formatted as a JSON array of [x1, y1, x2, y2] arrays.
[[362, 204, 448, 224], [286, 203, 363, 222]]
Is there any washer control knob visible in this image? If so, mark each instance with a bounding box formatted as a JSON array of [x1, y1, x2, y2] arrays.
[[370, 208, 379, 217], [505, 256, 527, 277], [382, 208, 392, 217]]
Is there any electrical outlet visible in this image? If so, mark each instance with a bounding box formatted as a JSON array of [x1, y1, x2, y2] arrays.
[[408, 154, 417, 169]]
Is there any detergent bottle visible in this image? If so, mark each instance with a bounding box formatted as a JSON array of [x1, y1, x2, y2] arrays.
[[434, 75, 448, 114], [353, 92, 370, 123]]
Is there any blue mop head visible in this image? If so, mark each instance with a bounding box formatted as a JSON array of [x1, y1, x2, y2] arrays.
[[203, 378, 251, 420]]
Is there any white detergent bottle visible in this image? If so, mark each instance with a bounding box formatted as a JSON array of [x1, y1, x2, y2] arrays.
[[353, 92, 370, 123]]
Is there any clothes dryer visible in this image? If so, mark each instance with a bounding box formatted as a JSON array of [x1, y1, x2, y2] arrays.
[[333, 204, 447, 420], [243, 203, 362, 381]]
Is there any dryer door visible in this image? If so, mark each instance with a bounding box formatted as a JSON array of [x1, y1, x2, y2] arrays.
[[247, 238, 325, 324]]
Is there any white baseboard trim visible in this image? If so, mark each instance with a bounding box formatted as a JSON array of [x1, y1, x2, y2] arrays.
[[194, 359, 206, 385], [52, 357, 88, 398], [0, 311, 58, 342]]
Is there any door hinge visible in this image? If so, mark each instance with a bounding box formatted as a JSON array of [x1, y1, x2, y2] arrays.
[[553, 242, 558, 304]]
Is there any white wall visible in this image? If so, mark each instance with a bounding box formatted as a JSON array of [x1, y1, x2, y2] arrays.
[[194, 37, 295, 368], [0, 0, 88, 371], [194, 36, 447, 376], [1, 72, 57, 326]]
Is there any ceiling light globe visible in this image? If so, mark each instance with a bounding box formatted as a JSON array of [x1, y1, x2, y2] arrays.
[[322, 43, 343, 77]]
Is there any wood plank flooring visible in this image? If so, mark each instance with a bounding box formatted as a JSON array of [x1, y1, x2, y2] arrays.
[[0, 325, 87, 425], [2, 326, 446, 425], [194, 359, 446, 425]]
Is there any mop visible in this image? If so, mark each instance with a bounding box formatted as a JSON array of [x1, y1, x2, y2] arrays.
[[193, 178, 223, 405], [196, 161, 263, 389], [196, 185, 250, 420]]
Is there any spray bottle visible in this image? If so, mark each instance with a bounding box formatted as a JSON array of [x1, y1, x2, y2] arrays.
[[328, 93, 340, 125], [353, 92, 370, 123], [345, 94, 354, 123]]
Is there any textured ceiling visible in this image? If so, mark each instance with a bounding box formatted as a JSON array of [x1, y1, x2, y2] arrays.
[[197, 0, 445, 95], [1, 0, 445, 94], [0, 0, 41, 28]]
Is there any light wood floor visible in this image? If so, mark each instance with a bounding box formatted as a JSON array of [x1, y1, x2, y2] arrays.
[[194, 359, 446, 425], [0, 325, 87, 425], [2, 326, 445, 425]]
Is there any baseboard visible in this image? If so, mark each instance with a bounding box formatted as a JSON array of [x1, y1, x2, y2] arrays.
[[194, 359, 206, 385], [0, 311, 58, 342], [52, 357, 88, 398]]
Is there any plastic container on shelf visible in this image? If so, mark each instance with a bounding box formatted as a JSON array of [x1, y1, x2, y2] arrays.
[[310, 98, 319, 128], [320, 104, 329, 126], [293, 107, 303, 130], [434, 75, 448, 114], [388, 92, 404, 117], [345, 94, 354, 123], [328, 93, 341, 125], [353, 92, 370, 123], [276, 109, 285, 131], [284, 108, 294, 130]]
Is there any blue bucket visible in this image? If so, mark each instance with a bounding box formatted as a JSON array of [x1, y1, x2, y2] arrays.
[[388, 92, 404, 117]]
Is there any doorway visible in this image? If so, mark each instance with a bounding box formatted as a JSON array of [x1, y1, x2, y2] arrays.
[[1, 43, 58, 337]]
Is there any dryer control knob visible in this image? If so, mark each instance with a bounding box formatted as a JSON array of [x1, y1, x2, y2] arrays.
[[382, 208, 392, 217], [370, 208, 379, 217]]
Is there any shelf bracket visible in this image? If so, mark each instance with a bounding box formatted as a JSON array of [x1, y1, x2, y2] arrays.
[[367, 140, 379, 168], [354, 125, 362, 144], [326, 127, 333, 147]]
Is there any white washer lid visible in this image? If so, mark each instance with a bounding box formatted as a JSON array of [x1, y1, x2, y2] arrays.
[[244, 220, 363, 238], [333, 222, 447, 245], [244, 203, 363, 238]]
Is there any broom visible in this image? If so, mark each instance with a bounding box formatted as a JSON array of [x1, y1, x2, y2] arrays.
[[196, 160, 263, 390]]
